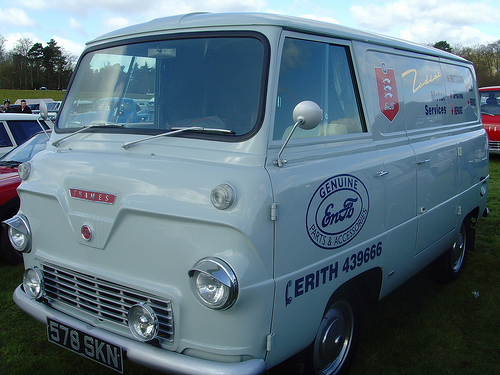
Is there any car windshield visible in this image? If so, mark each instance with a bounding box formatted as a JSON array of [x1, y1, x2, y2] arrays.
[[46, 102, 60, 111], [58, 34, 267, 138], [480, 90, 500, 115], [0, 131, 50, 165]]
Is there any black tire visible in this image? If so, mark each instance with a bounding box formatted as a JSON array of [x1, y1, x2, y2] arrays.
[[432, 218, 472, 283], [311, 291, 361, 375]]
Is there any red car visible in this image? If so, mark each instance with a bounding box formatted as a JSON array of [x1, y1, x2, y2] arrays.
[[0, 131, 50, 264], [479, 86, 500, 154]]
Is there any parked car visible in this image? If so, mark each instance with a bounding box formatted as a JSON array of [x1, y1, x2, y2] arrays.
[[479, 86, 500, 153], [46, 101, 62, 121], [0, 130, 51, 264], [14, 98, 55, 110], [137, 97, 155, 122], [70, 97, 139, 125], [0, 113, 52, 157]]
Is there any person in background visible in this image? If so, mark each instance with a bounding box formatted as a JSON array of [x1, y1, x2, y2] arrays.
[[18, 99, 32, 113], [3, 99, 15, 113]]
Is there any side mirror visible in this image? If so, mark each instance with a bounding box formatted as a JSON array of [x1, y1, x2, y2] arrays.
[[39, 100, 48, 120], [293, 100, 323, 130], [274, 101, 322, 167]]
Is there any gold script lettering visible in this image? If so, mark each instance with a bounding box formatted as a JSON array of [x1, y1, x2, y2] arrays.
[[402, 69, 442, 93]]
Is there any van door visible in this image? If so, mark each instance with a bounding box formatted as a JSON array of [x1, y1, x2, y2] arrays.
[[265, 34, 387, 361], [397, 56, 459, 254], [362, 48, 419, 293]]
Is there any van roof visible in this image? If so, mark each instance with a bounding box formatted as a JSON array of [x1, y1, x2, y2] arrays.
[[88, 12, 467, 63]]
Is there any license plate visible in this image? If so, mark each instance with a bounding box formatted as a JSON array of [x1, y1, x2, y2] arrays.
[[47, 318, 124, 373]]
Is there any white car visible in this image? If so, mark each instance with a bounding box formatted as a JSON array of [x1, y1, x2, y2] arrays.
[[0, 113, 52, 157]]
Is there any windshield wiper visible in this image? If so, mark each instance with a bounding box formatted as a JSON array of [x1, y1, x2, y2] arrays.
[[121, 126, 235, 150], [52, 123, 124, 147], [481, 112, 498, 116], [0, 160, 22, 167]]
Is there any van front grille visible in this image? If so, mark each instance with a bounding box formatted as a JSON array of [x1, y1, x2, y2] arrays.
[[41, 263, 174, 343]]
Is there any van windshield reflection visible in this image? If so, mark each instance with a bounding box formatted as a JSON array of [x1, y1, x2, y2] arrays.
[[58, 35, 267, 138]]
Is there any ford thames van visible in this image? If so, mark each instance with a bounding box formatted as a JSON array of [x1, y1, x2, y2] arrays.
[[6, 13, 489, 375]]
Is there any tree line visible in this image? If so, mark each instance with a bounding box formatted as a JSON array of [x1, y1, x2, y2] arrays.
[[0, 35, 499, 91], [433, 40, 500, 87], [0, 35, 76, 91]]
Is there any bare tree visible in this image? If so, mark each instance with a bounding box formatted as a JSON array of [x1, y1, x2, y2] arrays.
[[454, 41, 500, 87], [0, 35, 6, 63], [12, 38, 35, 89]]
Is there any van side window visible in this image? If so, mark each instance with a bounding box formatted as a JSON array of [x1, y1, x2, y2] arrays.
[[398, 58, 447, 130], [274, 38, 364, 140], [441, 64, 478, 123]]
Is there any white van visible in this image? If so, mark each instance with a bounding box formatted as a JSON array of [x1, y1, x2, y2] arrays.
[[6, 13, 489, 375]]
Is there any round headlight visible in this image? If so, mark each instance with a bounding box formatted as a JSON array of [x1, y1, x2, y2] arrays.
[[4, 214, 31, 253], [189, 258, 238, 310], [128, 303, 159, 342], [23, 267, 44, 299], [18, 161, 32, 180], [210, 184, 235, 210]]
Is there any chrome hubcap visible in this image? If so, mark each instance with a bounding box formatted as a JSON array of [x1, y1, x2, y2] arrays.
[[314, 300, 354, 374], [451, 227, 465, 273]]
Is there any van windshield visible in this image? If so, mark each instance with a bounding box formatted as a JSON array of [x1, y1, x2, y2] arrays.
[[58, 34, 267, 138]]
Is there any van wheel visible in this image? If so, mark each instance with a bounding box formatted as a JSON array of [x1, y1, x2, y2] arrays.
[[433, 219, 472, 283], [312, 294, 360, 375]]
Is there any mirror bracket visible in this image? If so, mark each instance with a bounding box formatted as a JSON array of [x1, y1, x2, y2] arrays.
[[273, 101, 322, 167]]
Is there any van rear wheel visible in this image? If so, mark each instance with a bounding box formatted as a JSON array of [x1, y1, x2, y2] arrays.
[[312, 295, 360, 375], [433, 219, 472, 283]]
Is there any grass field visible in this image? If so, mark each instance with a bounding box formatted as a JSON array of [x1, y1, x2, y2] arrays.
[[0, 89, 66, 104], [0, 152, 498, 373]]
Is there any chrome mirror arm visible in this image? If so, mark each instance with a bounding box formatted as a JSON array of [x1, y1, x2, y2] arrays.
[[273, 118, 303, 167], [273, 100, 322, 167]]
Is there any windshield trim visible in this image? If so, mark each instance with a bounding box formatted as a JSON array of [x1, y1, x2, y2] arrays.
[[56, 31, 271, 143]]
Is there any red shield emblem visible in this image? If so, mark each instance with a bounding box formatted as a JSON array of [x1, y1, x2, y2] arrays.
[[375, 64, 399, 122]]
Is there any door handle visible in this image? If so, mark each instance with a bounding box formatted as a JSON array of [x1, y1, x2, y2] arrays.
[[376, 170, 389, 177], [417, 159, 430, 165]]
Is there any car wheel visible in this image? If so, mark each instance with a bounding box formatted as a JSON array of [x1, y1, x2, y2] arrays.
[[433, 219, 472, 283], [312, 293, 360, 375]]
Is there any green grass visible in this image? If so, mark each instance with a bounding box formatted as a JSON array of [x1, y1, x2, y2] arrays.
[[1, 157, 499, 375], [348, 154, 500, 375], [0, 89, 66, 103], [0, 89, 153, 104]]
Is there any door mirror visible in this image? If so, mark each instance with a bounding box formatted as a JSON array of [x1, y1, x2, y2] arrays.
[[39, 100, 48, 120], [274, 101, 322, 167], [293, 101, 322, 130]]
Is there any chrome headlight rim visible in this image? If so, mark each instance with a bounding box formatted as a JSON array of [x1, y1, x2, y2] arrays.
[[23, 266, 44, 300], [188, 257, 238, 310], [127, 302, 159, 342], [18, 161, 32, 180], [210, 183, 235, 210], [3, 214, 32, 253]]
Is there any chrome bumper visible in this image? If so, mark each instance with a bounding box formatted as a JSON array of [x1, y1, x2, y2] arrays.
[[13, 285, 266, 375]]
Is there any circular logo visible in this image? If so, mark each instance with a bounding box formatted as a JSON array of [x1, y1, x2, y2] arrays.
[[81, 225, 93, 241], [306, 174, 369, 249]]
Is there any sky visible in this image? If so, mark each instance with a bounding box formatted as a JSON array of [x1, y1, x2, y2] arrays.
[[1, 0, 500, 58]]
